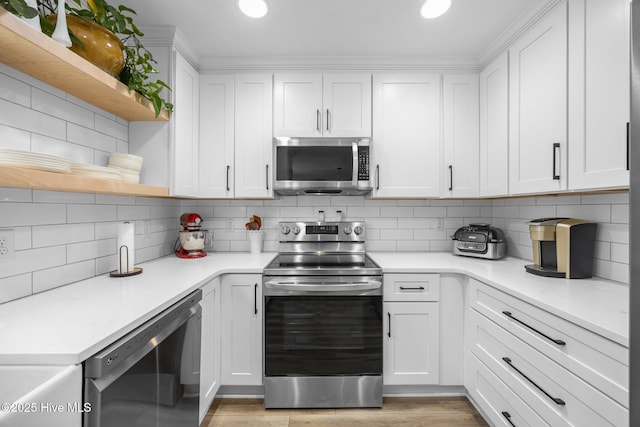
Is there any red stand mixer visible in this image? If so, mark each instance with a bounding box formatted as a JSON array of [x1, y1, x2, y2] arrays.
[[175, 213, 212, 258]]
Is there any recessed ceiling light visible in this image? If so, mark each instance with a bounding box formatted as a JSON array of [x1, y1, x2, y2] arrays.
[[238, 0, 268, 18], [420, 0, 452, 19]]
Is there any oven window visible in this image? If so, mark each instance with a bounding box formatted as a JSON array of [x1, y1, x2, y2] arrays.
[[276, 146, 353, 181], [264, 296, 382, 376]]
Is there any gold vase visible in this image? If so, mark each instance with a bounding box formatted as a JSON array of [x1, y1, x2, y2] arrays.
[[48, 14, 124, 77]]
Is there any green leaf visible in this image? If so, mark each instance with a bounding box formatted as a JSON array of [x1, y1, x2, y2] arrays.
[[7, 0, 38, 18]]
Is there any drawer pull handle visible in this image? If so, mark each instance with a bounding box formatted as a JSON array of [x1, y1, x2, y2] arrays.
[[501, 411, 516, 427], [254, 283, 258, 315], [399, 286, 425, 290], [502, 311, 566, 346], [502, 357, 565, 406], [387, 312, 391, 338]]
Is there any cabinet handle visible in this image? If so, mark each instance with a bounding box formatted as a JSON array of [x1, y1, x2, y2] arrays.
[[501, 411, 516, 427], [552, 143, 560, 180], [502, 357, 565, 406], [448, 164, 453, 191], [387, 312, 391, 338], [265, 164, 269, 190], [399, 286, 425, 290], [502, 311, 566, 346], [627, 122, 630, 171], [376, 164, 380, 190], [254, 283, 258, 315], [326, 109, 330, 132], [226, 165, 230, 192], [316, 109, 321, 133]]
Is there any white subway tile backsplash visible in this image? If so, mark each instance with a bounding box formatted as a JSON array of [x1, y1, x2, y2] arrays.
[[0, 246, 66, 279], [347, 206, 381, 218], [397, 218, 431, 229], [96, 254, 118, 275], [519, 205, 556, 220], [33, 223, 95, 248], [557, 204, 611, 223], [611, 204, 629, 224], [0, 273, 32, 304], [32, 260, 95, 294], [95, 194, 136, 205], [117, 205, 151, 221], [380, 207, 414, 218], [67, 238, 116, 264], [398, 240, 430, 251], [34, 190, 95, 204], [0, 203, 66, 227], [0, 98, 66, 139], [581, 192, 629, 205], [414, 207, 447, 217], [594, 241, 611, 261], [67, 123, 117, 153], [446, 206, 481, 218], [597, 223, 630, 244], [32, 88, 95, 128], [67, 204, 117, 223], [611, 243, 629, 264], [0, 63, 66, 98], [0, 188, 32, 202], [13, 227, 32, 251], [0, 72, 31, 107], [594, 260, 629, 284], [0, 124, 31, 150], [367, 218, 398, 229], [380, 229, 413, 240], [536, 195, 582, 205], [95, 114, 128, 141], [31, 134, 95, 164]]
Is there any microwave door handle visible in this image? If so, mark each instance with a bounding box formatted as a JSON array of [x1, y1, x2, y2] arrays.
[[352, 142, 358, 187]]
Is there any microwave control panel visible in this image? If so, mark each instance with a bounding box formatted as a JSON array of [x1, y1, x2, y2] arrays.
[[358, 146, 370, 181]]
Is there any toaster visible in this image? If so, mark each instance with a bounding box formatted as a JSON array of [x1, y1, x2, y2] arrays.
[[452, 224, 506, 260]]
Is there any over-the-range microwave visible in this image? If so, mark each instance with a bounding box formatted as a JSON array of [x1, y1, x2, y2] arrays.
[[273, 137, 372, 195]]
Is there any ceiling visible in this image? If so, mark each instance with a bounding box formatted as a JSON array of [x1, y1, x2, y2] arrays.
[[122, 0, 537, 61]]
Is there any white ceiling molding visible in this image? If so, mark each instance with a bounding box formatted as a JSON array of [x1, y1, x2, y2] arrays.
[[478, 0, 563, 69], [137, 26, 201, 69]]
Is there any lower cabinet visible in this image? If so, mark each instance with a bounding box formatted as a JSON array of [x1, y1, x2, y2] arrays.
[[220, 274, 263, 386], [199, 277, 221, 422]]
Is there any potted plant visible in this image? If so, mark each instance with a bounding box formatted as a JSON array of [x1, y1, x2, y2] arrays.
[[1, 0, 172, 117]]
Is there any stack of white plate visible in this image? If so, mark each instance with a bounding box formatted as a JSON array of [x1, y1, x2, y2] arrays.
[[108, 153, 143, 184], [0, 148, 71, 173], [71, 163, 122, 180]]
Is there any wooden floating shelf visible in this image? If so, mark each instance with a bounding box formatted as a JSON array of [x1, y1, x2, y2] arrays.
[[0, 9, 169, 121], [0, 166, 170, 198]]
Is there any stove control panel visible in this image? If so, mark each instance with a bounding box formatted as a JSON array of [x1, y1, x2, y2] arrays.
[[279, 221, 366, 242]]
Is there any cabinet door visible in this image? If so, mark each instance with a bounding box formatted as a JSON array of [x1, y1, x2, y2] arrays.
[[383, 301, 440, 385], [221, 274, 263, 386], [199, 75, 235, 198], [199, 278, 221, 422], [480, 53, 510, 197], [171, 52, 200, 197], [234, 74, 273, 198], [372, 74, 441, 198], [509, 3, 567, 195], [443, 74, 479, 198], [323, 73, 372, 137], [273, 74, 322, 137], [568, 0, 630, 190]]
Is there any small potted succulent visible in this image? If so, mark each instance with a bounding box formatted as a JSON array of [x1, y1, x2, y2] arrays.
[[1, 0, 172, 117]]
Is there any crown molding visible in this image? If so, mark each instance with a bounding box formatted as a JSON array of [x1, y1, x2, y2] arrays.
[[136, 26, 200, 68]]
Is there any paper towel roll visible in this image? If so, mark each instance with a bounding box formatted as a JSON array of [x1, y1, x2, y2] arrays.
[[117, 222, 135, 273]]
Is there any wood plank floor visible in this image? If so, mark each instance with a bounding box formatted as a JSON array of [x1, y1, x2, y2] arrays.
[[200, 397, 489, 426]]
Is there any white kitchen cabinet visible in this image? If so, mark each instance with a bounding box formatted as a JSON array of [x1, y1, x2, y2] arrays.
[[199, 278, 221, 422], [234, 74, 273, 198], [479, 52, 509, 197], [372, 74, 441, 198], [508, 2, 568, 195], [568, 0, 630, 190], [383, 301, 440, 385], [171, 51, 200, 197], [273, 73, 371, 137], [442, 74, 479, 198], [199, 75, 235, 198], [221, 274, 263, 386]]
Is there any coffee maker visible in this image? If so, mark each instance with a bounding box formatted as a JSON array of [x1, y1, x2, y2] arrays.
[[525, 218, 597, 279], [175, 213, 212, 259]]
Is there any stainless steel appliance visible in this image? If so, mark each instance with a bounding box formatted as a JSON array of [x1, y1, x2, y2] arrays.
[[263, 221, 383, 408], [524, 218, 597, 279], [451, 223, 506, 260], [84, 290, 202, 427], [273, 137, 372, 195]]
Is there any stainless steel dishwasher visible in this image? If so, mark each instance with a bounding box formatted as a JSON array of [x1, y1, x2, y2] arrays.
[[84, 290, 202, 427]]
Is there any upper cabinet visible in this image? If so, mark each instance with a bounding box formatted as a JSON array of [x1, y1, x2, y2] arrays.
[[371, 74, 441, 198], [442, 74, 480, 198], [508, 2, 568, 195], [235, 74, 274, 199], [479, 53, 509, 197], [568, 0, 630, 190], [273, 73, 372, 137]]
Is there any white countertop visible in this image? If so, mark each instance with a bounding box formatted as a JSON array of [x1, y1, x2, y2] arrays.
[[0, 251, 629, 365]]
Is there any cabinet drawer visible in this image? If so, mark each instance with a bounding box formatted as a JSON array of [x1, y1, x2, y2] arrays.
[[384, 274, 440, 302], [468, 308, 628, 427], [468, 279, 628, 407], [466, 352, 548, 427]]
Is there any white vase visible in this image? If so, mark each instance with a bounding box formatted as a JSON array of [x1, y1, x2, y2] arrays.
[[247, 230, 263, 254], [51, 0, 72, 47], [21, 0, 41, 32]]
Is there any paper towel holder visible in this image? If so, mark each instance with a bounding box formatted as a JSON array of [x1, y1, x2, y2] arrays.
[[109, 245, 143, 277]]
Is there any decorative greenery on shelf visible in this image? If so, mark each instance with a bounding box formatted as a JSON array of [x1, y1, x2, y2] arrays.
[[1, 0, 173, 117]]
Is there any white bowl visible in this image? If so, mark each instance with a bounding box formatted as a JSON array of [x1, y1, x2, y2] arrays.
[[108, 157, 143, 172], [109, 152, 143, 163], [121, 174, 140, 184]]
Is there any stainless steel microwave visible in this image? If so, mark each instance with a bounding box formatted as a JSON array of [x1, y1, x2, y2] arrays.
[[273, 137, 372, 195]]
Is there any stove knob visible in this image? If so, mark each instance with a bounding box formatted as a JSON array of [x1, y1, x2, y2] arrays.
[[281, 225, 291, 235], [343, 225, 353, 234], [353, 225, 363, 235], [292, 225, 301, 235]]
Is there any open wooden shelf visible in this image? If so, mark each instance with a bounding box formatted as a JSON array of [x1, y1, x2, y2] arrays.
[[0, 9, 169, 121], [0, 166, 170, 197]]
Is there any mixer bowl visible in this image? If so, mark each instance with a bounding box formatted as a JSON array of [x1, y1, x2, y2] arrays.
[[179, 230, 210, 251]]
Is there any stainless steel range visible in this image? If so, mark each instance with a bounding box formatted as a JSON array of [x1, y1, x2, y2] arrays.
[[263, 221, 383, 408]]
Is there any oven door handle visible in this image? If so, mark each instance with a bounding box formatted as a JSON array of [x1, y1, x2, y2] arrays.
[[264, 279, 382, 292]]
